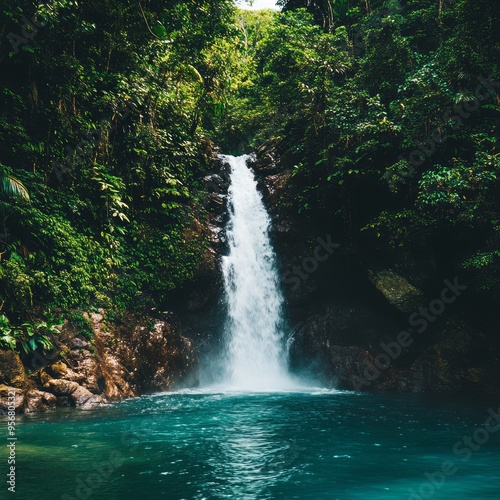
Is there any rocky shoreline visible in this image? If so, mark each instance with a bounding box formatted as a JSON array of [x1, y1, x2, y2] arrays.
[[0, 311, 197, 414]]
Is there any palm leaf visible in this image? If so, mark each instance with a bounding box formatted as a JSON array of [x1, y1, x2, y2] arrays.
[[1, 175, 30, 202]]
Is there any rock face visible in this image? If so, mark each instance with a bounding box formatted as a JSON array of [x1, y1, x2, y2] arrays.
[[93, 314, 198, 396], [0, 350, 26, 388], [253, 137, 301, 176], [2, 145, 497, 411], [173, 156, 231, 377], [0, 385, 24, 413], [368, 269, 425, 313], [251, 138, 500, 394]]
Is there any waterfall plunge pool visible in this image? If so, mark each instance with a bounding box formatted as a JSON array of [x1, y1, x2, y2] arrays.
[[17, 390, 500, 499]]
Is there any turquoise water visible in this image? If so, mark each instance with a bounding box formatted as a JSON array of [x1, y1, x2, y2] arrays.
[[12, 390, 500, 499]]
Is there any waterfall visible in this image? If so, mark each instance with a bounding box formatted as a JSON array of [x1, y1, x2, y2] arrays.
[[218, 154, 295, 390]]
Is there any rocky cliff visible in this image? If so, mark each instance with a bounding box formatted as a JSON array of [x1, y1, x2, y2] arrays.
[[166, 147, 500, 394], [0, 311, 196, 414], [252, 138, 500, 393]]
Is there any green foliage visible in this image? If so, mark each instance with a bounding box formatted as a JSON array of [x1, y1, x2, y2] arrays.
[[0, 0, 234, 342], [0, 314, 17, 350], [67, 311, 94, 340], [0, 164, 30, 202], [230, 0, 500, 301], [278, 0, 352, 31], [206, 8, 281, 149], [1, 0, 500, 334], [0, 313, 61, 353], [416, 155, 499, 224]]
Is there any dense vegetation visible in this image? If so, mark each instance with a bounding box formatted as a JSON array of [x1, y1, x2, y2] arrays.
[[0, 0, 236, 349], [215, 0, 500, 305], [1, 0, 499, 355]]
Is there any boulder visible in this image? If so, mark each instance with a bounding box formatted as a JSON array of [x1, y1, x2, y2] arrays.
[[56, 396, 72, 407], [0, 385, 24, 413], [0, 349, 26, 388], [47, 360, 68, 377], [69, 385, 104, 407], [46, 360, 85, 384], [368, 269, 424, 313], [43, 391, 57, 406], [43, 378, 79, 396], [24, 389, 57, 413]]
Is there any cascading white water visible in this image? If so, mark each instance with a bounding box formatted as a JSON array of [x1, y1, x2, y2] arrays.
[[219, 154, 295, 390]]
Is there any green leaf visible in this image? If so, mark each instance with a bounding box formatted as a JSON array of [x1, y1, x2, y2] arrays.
[[1, 175, 30, 202], [29, 337, 37, 351]]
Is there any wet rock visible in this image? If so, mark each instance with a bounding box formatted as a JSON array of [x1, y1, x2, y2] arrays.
[[24, 389, 57, 413], [253, 137, 285, 175], [208, 224, 225, 248], [368, 269, 424, 313], [202, 167, 230, 219], [56, 396, 72, 407], [208, 192, 226, 213], [204, 173, 229, 194], [0, 385, 24, 413], [44, 378, 79, 396], [70, 385, 103, 407], [0, 350, 26, 388]]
